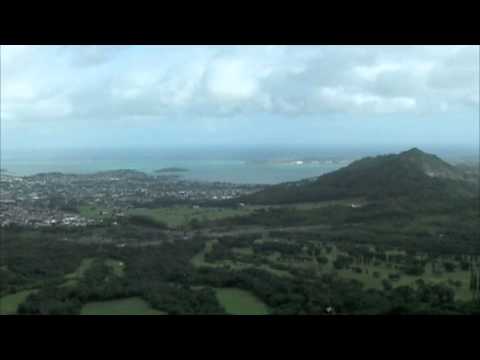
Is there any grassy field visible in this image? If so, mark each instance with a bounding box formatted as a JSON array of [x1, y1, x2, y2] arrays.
[[82, 201, 364, 228], [0, 289, 36, 314], [257, 198, 367, 210], [128, 206, 254, 227], [191, 239, 218, 267], [78, 206, 111, 220], [335, 263, 473, 301], [191, 240, 292, 278], [80, 297, 166, 315], [199, 236, 474, 302], [64, 258, 95, 280], [105, 259, 125, 277], [311, 243, 474, 301], [215, 288, 270, 315], [61, 258, 125, 288], [61, 258, 96, 288]]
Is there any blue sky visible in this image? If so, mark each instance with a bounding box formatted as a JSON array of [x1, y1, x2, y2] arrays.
[[1, 45, 478, 151]]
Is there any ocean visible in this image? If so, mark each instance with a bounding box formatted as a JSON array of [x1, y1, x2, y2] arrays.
[[1, 145, 474, 185]]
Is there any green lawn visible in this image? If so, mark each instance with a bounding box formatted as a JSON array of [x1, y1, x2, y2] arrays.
[[80, 297, 166, 315], [0, 289, 36, 315], [60, 279, 79, 288], [335, 265, 473, 301], [247, 198, 366, 211], [191, 240, 292, 278], [198, 236, 474, 302], [78, 206, 111, 219], [128, 206, 254, 227], [61, 258, 125, 288], [191, 239, 218, 267], [320, 249, 474, 301], [233, 240, 475, 302], [64, 258, 95, 280], [215, 288, 269, 315]]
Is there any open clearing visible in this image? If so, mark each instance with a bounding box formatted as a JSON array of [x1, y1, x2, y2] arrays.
[[61, 257, 125, 288], [193, 236, 474, 302], [191, 239, 218, 267], [191, 240, 292, 278], [215, 288, 269, 315], [61, 257, 95, 287], [80, 297, 166, 315], [309, 243, 474, 301], [128, 206, 254, 227], [82, 199, 362, 227], [78, 206, 112, 220], [64, 257, 95, 280], [0, 289, 36, 314], [105, 259, 125, 277]]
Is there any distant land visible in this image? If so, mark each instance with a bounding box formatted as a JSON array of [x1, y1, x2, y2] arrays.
[[238, 148, 479, 205], [246, 159, 351, 166], [154, 167, 189, 173], [2, 146, 480, 315], [2, 145, 476, 184]]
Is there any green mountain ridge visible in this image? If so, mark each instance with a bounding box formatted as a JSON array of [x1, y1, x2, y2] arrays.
[[239, 148, 478, 205]]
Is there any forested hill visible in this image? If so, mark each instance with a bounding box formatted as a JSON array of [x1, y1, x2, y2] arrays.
[[239, 148, 479, 205]]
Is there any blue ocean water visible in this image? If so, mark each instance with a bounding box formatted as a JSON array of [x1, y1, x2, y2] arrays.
[[1, 145, 474, 185], [1, 146, 354, 184]]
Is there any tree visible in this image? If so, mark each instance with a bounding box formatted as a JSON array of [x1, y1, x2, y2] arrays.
[[443, 261, 456, 272], [382, 279, 393, 291]]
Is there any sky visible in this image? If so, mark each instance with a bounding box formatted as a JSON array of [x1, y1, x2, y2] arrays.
[[1, 45, 479, 152]]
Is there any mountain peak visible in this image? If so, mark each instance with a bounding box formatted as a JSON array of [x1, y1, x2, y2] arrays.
[[395, 148, 464, 179], [240, 148, 473, 205], [405, 147, 423, 153], [401, 147, 427, 157]]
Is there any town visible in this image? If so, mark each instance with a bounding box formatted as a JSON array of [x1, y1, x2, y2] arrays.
[[0, 169, 264, 227]]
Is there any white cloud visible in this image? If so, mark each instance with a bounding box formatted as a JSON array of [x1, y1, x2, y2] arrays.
[[61, 45, 129, 67], [354, 63, 403, 81], [315, 86, 416, 114], [206, 58, 260, 100], [1, 45, 478, 126]]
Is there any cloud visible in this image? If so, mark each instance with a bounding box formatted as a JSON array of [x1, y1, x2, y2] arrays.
[[206, 58, 260, 100], [314, 86, 416, 114], [1, 45, 478, 127], [60, 45, 129, 67]]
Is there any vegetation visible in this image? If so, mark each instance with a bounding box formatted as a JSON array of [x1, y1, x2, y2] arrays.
[[2, 208, 479, 315], [127, 206, 253, 228], [80, 297, 166, 315], [240, 148, 477, 205], [215, 288, 270, 315], [0, 289, 37, 315], [2, 148, 479, 315]]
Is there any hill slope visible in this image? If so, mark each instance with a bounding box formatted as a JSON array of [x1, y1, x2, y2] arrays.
[[239, 148, 478, 205]]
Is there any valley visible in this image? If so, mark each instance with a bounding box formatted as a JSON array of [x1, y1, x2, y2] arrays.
[[1, 148, 479, 315]]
